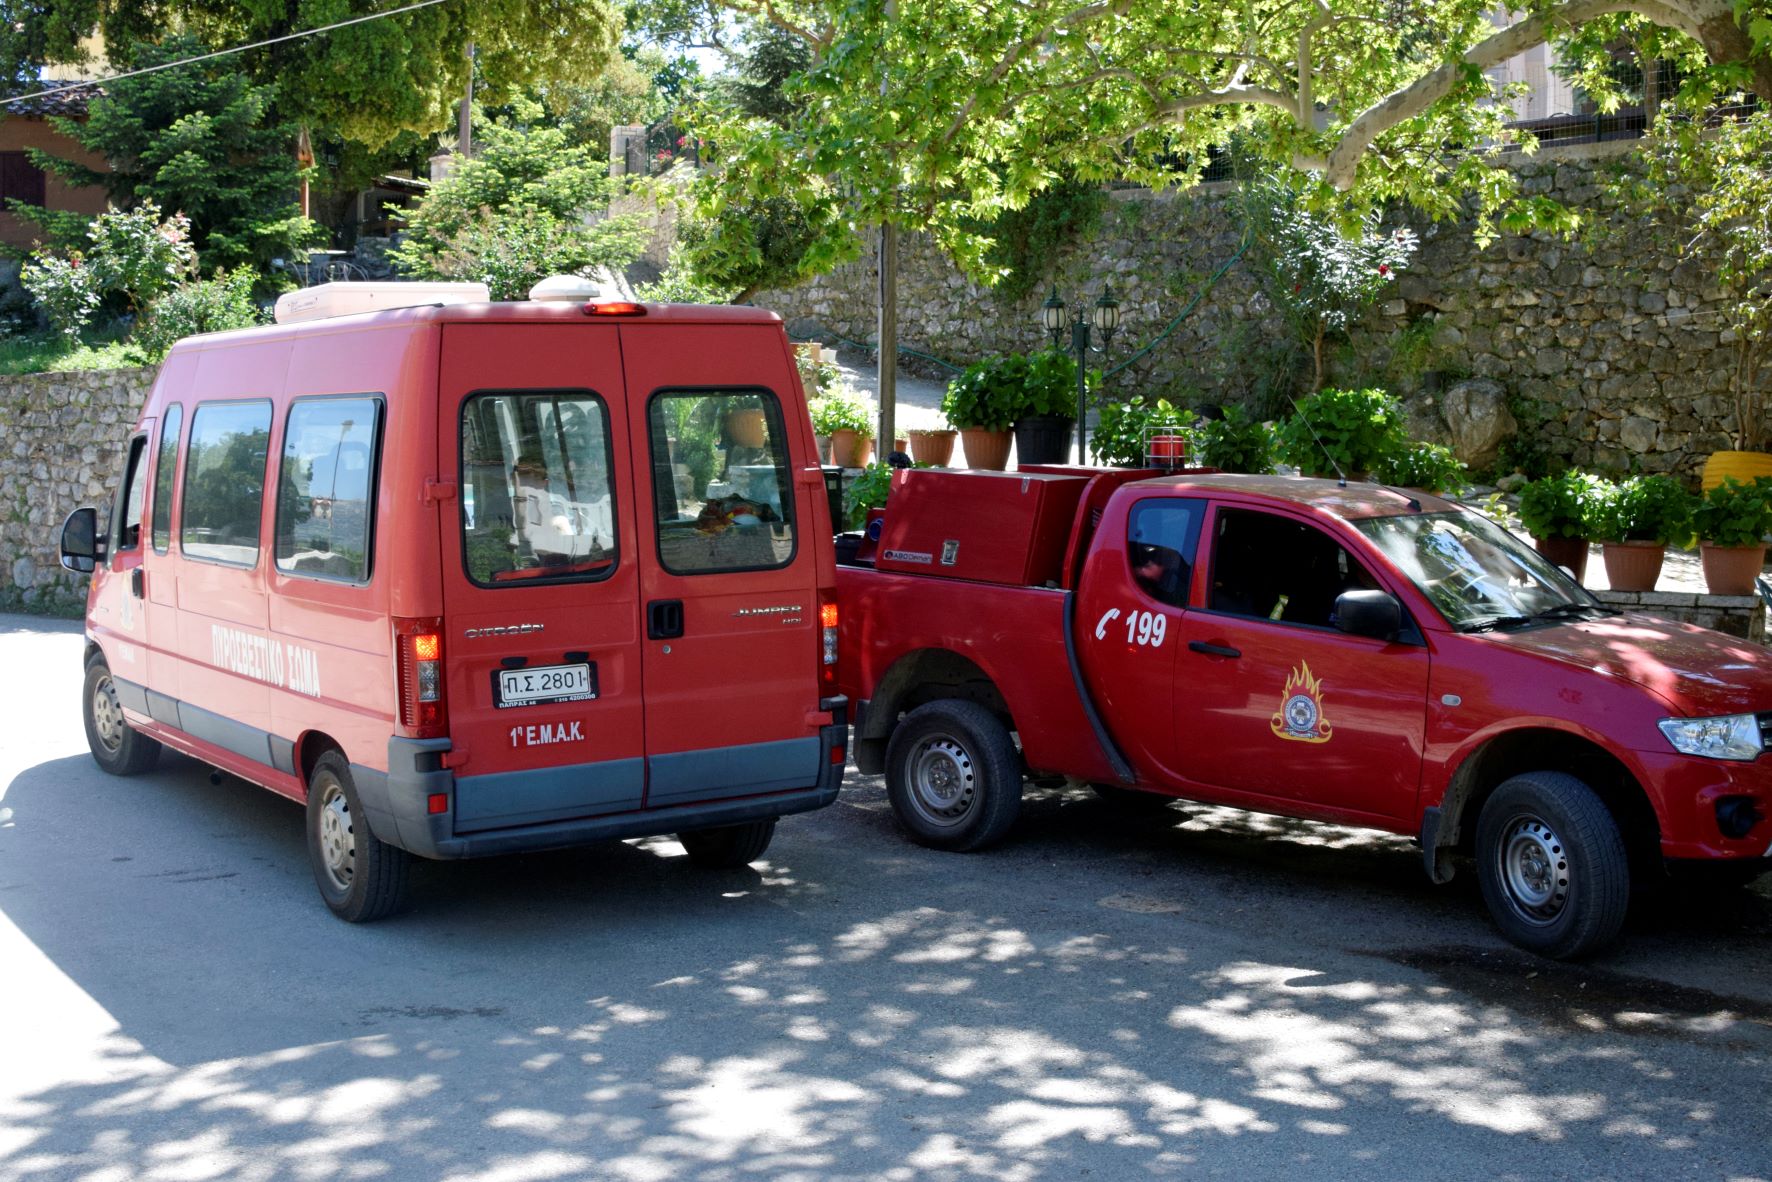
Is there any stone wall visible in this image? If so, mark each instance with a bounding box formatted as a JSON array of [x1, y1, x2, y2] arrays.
[[1595, 589, 1765, 642], [753, 141, 1738, 480], [0, 367, 156, 615]]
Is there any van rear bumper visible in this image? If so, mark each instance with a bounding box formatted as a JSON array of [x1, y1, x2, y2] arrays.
[[354, 713, 847, 861]]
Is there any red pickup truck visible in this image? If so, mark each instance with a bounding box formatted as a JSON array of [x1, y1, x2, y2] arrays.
[[838, 465, 1772, 958]]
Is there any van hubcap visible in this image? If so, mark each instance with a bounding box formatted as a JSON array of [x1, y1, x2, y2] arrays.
[[91, 674, 124, 752], [1498, 814, 1569, 924], [908, 734, 976, 827], [318, 783, 356, 893]]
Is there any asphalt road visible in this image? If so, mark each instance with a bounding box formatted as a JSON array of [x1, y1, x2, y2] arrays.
[[2, 613, 1770, 1181]]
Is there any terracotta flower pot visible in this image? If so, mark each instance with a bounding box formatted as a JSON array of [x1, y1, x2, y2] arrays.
[[829, 429, 873, 468], [908, 430, 956, 466], [1602, 541, 1666, 592], [960, 427, 1013, 471], [725, 407, 766, 448], [1701, 450, 1772, 492], [1700, 543, 1767, 596], [893, 436, 909, 455], [1533, 535, 1589, 584]]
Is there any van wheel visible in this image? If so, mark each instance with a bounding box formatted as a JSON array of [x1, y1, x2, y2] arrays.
[[677, 819, 776, 867], [1475, 772, 1630, 959], [82, 655, 161, 775], [1091, 783, 1175, 813], [886, 700, 1021, 852], [306, 751, 410, 923]]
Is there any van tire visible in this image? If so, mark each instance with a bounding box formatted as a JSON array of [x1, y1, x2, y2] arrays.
[[83, 655, 161, 776], [306, 751, 410, 923], [1475, 772, 1630, 960], [677, 819, 776, 867], [886, 700, 1021, 852]]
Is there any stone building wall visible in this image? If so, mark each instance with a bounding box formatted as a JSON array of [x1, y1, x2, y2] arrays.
[[0, 367, 156, 614], [753, 141, 1738, 480]]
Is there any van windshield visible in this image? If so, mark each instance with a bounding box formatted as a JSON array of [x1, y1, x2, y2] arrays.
[[1351, 510, 1600, 632], [461, 392, 617, 586]]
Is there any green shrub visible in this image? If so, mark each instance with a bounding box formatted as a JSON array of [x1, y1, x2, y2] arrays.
[[1692, 477, 1772, 548], [128, 269, 262, 363], [1379, 441, 1467, 494], [810, 392, 873, 437], [1276, 387, 1407, 477], [83, 204, 198, 314], [1517, 470, 1611, 540], [1593, 474, 1693, 545], [1193, 406, 1275, 474], [20, 252, 100, 340], [842, 462, 895, 528], [1090, 394, 1189, 467], [1021, 349, 1078, 419]]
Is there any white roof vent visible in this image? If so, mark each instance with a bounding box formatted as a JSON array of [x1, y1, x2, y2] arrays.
[[274, 281, 488, 324], [528, 274, 602, 302]]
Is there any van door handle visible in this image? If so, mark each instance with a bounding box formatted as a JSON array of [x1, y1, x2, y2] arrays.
[[647, 599, 685, 640], [130, 568, 144, 598], [1188, 640, 1240, 659]]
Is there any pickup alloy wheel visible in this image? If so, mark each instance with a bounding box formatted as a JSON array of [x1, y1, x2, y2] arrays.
[[886, 700, 1022, 852]]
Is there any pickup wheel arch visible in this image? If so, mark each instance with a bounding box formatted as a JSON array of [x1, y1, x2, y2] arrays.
[[854, 648, 1013, 775], [1427, 727, 1659, 886]]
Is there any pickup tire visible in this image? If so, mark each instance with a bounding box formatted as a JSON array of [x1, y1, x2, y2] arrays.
[[886, 700, 1021, 852], [306, 750, 410, 923], [1475, 772, 1630, 959], [678, 819, 776, 868], [83, 654, 161, 776]]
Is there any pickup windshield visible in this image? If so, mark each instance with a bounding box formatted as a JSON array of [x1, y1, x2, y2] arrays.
[[1351, 510, 1598, 632]]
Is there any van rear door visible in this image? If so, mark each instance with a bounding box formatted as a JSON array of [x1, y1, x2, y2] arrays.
[[437, 325, 646, 832], [619, 322, 825, 809]]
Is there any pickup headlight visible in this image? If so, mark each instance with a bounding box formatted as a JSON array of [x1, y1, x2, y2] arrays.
[[1657, 714, 1764, 761]]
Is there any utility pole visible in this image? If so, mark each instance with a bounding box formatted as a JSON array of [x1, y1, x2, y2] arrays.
[[875, 0, 897, 454]]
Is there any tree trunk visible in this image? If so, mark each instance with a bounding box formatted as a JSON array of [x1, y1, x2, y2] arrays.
[[1698, 8, 1772, 102], [1312, 321, 1326, 391]]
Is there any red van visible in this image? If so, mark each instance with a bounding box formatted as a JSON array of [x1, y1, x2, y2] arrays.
[[60, 285, 847, 921]]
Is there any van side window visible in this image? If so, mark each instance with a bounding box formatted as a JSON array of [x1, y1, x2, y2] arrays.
[[1208, 508, 1380, 628], [181, 400, 273, 567], [648, 390, 795, 575], [1127, 498, 1202, 608], [113, 435, 149, 553], [460, 391, 617, 586], [150, 403, 182, 553], [275, 397, 381, 582]]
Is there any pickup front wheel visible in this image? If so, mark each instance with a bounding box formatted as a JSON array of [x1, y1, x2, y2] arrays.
[[886, 700, 1021, 852]]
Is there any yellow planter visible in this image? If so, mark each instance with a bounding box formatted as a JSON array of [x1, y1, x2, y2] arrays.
[[1700, 450, 1772, 491]]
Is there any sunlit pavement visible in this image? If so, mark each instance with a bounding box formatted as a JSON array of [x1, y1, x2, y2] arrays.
[[2, 614, 1769, 1182]]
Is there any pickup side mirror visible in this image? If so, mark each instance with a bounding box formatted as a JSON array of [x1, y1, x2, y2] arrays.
[[1334, 589, 1401, 641], [60, 506, 102, 574]]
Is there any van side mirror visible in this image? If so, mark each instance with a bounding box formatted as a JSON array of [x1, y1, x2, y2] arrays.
[[1334, 589, 1401, 641], [60, 506, 102, 573]]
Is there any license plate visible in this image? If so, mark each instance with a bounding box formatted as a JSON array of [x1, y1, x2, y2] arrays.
[[495, 662, 596, 708]]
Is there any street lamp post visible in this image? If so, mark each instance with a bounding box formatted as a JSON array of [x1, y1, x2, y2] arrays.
[[1042, 284, 1121, 463]]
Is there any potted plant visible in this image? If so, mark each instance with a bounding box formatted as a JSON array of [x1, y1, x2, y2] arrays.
[[1516, 470, 1609, 583], [1692, 476, 1772, 595], [906, 421, 957, 466], [1013, 350, 1078, 465], [1091, 395, 1188, 468], [1192, 406, 1276, 474], [723, 394, 768, 449], [842, 462, 898, 530], [1276, 387, 1407, 480], [811, 393, 875, 467], [942, 358, 1021, 470], [1593, 474, 1693, 592]]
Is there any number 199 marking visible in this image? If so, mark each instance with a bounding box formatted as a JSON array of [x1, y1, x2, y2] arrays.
[[1125, 609, 1167, 647]]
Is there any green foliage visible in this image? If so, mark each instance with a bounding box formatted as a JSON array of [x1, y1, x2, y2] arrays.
[[1378, 441, 1467, 494], [810, 392, 874, 438], [1021, 350, 1078, 419], [1692, 477, 1772, 547], [796, 349, 843, 400], [128, 269, 263, 364], [83, 204, 198, 314], [1277, 387, 1408, 478], [635, 242, 741, 304], [1517, 470, 1612, 540], [672, 186, 847, 302], [842, 462, 895, 529], [941, 351, 1075, 431], [0, 328, 133, 376], [20, 252, 99, 340], [1593, 474, 1694, 545], [981, 180, 1109, 303], [1193, 406, 1276, 475], [1091, 394, 1189, 467], [1494, 391, 1556, 480]]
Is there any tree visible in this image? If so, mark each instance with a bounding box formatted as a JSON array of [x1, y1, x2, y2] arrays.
[[19, 36, 319, 271]]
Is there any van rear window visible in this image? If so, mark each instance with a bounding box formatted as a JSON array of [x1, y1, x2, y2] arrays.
[[275, 396, 381, 583], [181, 400, 272, 566], [648, 390, 796, 575], [460, 391, 618, 586]]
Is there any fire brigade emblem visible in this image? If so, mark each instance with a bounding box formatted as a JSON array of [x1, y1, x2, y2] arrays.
[[1271, 662, 1333, 743]]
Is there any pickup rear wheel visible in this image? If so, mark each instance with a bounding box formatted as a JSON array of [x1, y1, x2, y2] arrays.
[[82, 655, 161, 776], [678, 819, 776, 868], [886, 700, 1021, 852], [1475, 772, 1630, 959], [306, 751, 410, 923]]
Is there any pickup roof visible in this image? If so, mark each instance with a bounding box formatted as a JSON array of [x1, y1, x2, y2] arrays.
[[837, 465, 1772, 958]]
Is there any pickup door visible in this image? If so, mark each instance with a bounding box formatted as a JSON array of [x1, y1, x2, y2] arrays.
[[1173, 503, 1430, 828]]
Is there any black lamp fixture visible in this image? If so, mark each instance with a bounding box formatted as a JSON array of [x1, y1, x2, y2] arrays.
[[1040, 283, 1123, 462]]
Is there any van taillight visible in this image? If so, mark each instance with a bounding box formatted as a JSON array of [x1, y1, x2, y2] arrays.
[[395, 616, 447, 739], [820, 598, 838, 689]]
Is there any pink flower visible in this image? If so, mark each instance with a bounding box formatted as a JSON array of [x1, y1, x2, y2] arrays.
[[676, 135, 687, 147]]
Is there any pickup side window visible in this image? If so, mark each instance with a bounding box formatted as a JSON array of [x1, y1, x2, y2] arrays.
[[181, 400, 272, 567], [1127, 497, 1203, 607], [647, 389, 796, 575], [275, 396, 382, 583], [460, 390, 618, 586], [150, 403, 182, 553], [1208, 508, 1379, 629]]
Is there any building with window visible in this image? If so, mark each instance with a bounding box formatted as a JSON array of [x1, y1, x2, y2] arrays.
[[0, 84, 111, 251]]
